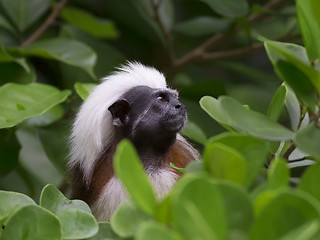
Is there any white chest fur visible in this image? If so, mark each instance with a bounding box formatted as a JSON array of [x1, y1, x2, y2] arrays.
[[91, 168, 178, 221]]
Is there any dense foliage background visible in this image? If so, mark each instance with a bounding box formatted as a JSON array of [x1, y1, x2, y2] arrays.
[[1, 0, 320, 239]]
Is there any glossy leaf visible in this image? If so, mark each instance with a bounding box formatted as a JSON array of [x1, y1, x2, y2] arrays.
[[37, 120, 70, 174], [267, 85, 287, 121], [60, 25, 124, 86], [0, 62, 36, 84], [268, 158, 289, 190], [25, 105, 65, 127], [0, 15, 16, 36], [209, 133, 269, 188], [1, 205, 62, 240], [200, 0, 249, 18], [218, 181, 253, 234], [0, 129, 20, 174], [250, 191, 320, 240], [201, 96, 294, 141], [13, 38, 97, 78], [0, 43, 29, 71], [0, 190, 35, 225], [113, 140, 157, 215], [110, 201, 150, 238], [74, 82, 97, 100], [174, 17, 231, 36], [60, 7, 119, 39], [83, 222, 119, 240], [1, 0, 51, 32], [285, 85, 301, 130], [297, 0, 320, 61], [279, 220, 320, 240], [182, 121, 207, 145], [40, 184, 91, 214], [298, 164, 320, 202], [136, 222, 180, 240], [203, 142, 247, 184], [57, 209, 98, 239], [0, 83, 71, 129], [264, 40, 320, 97], [172, 177, 227, 240], [294, 123, 320, 158]]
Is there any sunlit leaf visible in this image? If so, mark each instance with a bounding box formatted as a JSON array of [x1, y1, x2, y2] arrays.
[[0, 83, 71, 128]]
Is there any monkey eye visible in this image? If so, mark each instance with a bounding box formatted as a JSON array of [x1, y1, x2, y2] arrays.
[[157, 93, 168, 103]]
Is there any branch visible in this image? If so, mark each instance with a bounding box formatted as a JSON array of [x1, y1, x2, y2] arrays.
[[151, 0, 176, 65], [171, 0, 291, 73], [20, 0, 69, 48]]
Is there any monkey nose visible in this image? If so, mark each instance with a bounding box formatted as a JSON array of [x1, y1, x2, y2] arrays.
[[175, 103, 181, 109]]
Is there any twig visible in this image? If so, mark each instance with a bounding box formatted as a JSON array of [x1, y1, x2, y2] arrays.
[[20, 0, 69, 48], [282, 142, 296, 160], [151, 0, 176, 65], [171, 0, 291, 73]]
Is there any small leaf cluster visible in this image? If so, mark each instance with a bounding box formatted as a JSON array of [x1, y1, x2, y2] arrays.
[[0, 185, 100, 240], [1, 0, 320, 239]]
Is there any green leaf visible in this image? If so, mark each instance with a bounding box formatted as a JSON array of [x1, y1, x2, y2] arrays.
[[200, 0, 249, 18], [37, 120, 70, 174], [59, 25, 124, 87], [40, 184, 91, 214], [0, 83, 71, 128], [172, 176, 227, 240], [209, 133, 269, 188], [218, 181, 253, 234], [264, 40, 320, 98], [221, 61, 279, 83], [250, 191, 320, 240], [279, 220, 320, 240], [181, 121, 207, 145], [0, 42, 29, 71], [298, 164, 320, 202], [297, 0, 320, 61], [203, 142, 247, 184], [25, 104, 65, 127], [12, 38, 97, 78], [200, 96, 230, 126], [267, 85, 287, 121], [1, 205, 62, 240], [74, 82, 97, 100], [110, 201, 150, 238], [174, 17, 231, 37], [1, 0, 51, 32], [0, 190, 35, 225], [136, 222, 180, 240], [268, 158, 289, 190], [57, 209, 98, 240], [0, 15, 16, 36], [294, 123, 320, 158], [83, 222, 120, 240], [60, 7, 119, 39], [200, 96, 294, 141], [0, 62, 36, 85], [0, 129, 20, 174], [285, 85, 301, 130], [113, 140, 157, 216]]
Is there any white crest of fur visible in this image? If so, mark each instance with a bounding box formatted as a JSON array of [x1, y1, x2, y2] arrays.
[[69, 62, 167, 181]]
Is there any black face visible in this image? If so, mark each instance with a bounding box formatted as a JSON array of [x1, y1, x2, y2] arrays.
[[108, 86, 187, 153]]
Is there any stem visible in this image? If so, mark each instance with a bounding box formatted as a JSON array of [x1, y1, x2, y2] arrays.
[[20, 0, 69, 47], [282, 142, 296, 160]]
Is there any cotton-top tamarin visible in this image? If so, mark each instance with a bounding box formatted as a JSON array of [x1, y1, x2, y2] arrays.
[[69, 62, 199, 221]]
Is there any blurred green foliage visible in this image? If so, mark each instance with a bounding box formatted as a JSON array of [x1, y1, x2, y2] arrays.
[[1, 0, 320, 239]]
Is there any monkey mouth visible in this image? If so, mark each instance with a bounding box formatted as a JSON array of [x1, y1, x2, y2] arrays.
[[165, 114, 186, 133]]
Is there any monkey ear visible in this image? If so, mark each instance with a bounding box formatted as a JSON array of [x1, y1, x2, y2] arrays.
[[108, 99, 131, 126]]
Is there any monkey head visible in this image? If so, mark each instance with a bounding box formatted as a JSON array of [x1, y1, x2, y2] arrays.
[[108, 86, 187, 153]]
